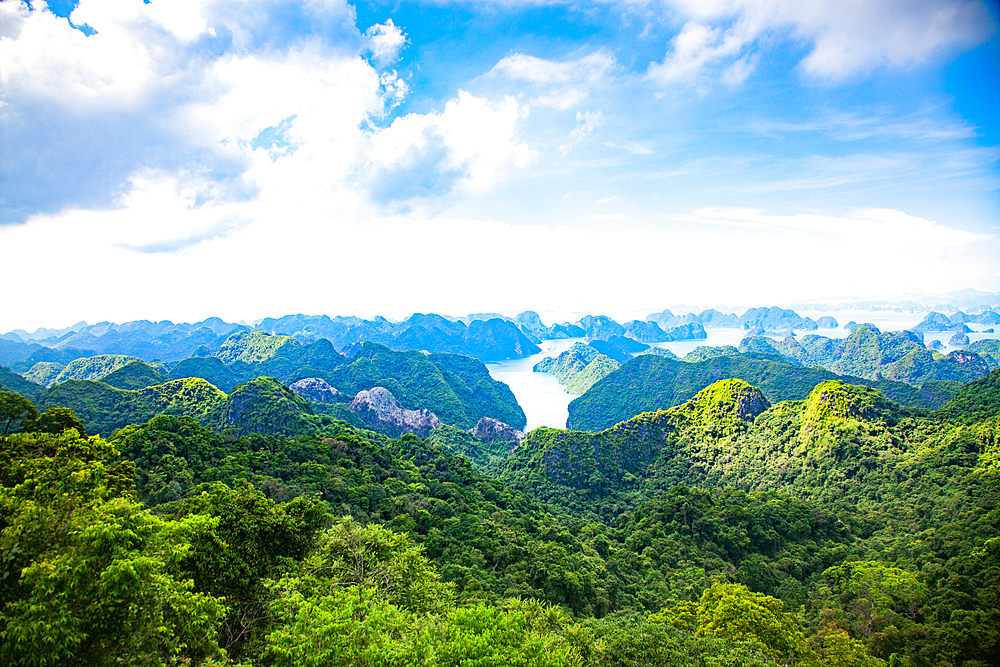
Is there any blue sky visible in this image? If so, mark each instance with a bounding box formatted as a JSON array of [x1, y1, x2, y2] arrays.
[[0, 0, 998, 330]]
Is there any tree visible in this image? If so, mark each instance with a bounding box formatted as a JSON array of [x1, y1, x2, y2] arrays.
[[33, 405, 87, 436], [814, 630, 886, 667], [0, 497, 226, 666], [0, 391, 37, 435], [0, 430, 224, 665], [655, 582, 809, 665], [822, 561, 925, 639], [172, 482, 328, 659], [294, 516, 450, 613]]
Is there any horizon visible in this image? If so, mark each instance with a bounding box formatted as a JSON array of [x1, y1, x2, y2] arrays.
[[1, 0, 998, 332], [5, 293, 999, 340]]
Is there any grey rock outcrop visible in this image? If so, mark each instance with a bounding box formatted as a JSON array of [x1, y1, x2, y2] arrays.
[[349, 387, 441, 437], [289, 377, 342, 403], [470, 417, 525, 447]]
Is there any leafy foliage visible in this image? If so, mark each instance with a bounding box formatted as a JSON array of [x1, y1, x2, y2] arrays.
[[0, 430, 225, 665], [21, 360, 65, 387], [215, 329, 302, 364], [0, 367, 43, 400], [0, 390, 37, 435], [966, 338, 1000, 371]]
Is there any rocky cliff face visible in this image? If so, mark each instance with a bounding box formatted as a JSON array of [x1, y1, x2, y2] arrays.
[[470, 416, 525, 449], [349, 387, 441, 437], [289, 377, 342, 403]]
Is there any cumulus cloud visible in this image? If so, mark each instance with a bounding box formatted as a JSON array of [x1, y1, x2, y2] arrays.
[[490, 50, 615, 109], [0, 0, 362, 223], [365, 19, 406, 66], [0, 0, 531, 226], [365, 90, 535, 201], [652, 0, 994, 85]]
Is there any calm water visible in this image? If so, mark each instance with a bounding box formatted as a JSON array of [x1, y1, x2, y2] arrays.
[[486, 339, 582, 431], [488, 311, 1000, 431]]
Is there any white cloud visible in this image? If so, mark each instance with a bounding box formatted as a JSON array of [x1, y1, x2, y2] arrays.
[[604, 141, 654, 154], [365, 19, 406, 66], [366, 90, 535, 199], [647, 21, 746, 87], [490, 50, 615, 109], [652, 0, 994, 85], [0, 0, 535, 226], [492, 51, 614, 84], [559, 110, 604, 156], [748, 111, 981, 142]]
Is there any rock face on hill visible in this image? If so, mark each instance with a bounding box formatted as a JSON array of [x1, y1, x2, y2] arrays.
[[470, 417, 525, 447], [966, 339, 1000, 370], [289, 377, 342, 403], [349, 387, 441, 437]]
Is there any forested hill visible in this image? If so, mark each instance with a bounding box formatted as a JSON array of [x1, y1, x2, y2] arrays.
[[0, 337, 526, 436], [0, 365, 997, 665], [566, 352, 962, 432]]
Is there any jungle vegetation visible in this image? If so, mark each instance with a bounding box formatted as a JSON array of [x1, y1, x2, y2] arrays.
[[0, 364, 996, 665]]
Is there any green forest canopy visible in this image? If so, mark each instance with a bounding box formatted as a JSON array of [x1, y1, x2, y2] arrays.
[[0, 368, 997, 666]]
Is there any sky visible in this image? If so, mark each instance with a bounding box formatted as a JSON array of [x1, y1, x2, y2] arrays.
[[1, 0, 998, 331]]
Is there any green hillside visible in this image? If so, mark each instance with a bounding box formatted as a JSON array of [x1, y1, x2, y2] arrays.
[[967, 338, 1000, 370], [0, 366, 44, 399], [52, 354, 142, 384], [737, 325, 991, 386], [22, 361, 65, 387], [215, 329, 301, 364], [566, 353, 945, 432], [39, 379, 159, 435], [169, 355, 247, 392], [1, 364, 997, 666], [101, 359, 169, 390], [222, 376, 316, 437], [164, 335, 523, 431], [534, 342, 621, 394], [324, 343, 525, 429]]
